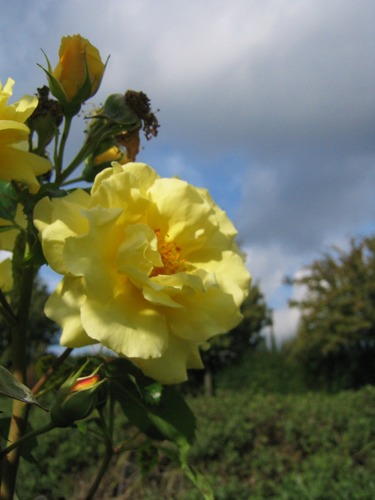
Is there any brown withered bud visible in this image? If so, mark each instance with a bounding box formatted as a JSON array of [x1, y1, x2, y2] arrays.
[[125, 90, 160, 140], [30, 86, 63, 128], [27, 86, 63, 156]]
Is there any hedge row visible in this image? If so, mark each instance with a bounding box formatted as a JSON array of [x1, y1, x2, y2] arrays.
[[16, 385, 375, 499]]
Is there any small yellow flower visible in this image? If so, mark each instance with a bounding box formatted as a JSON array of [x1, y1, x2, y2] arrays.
[[0, 78, 51, 192], [83, 145, 129, 182], [52, 34, 105, 103], [93, 146, 127, 166], [34, 163, 250, 383]]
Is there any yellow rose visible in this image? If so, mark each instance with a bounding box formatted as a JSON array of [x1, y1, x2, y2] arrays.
[[34, 163, 250, 383], [0, 78, 51, 192], [52, 34, 105, 102]]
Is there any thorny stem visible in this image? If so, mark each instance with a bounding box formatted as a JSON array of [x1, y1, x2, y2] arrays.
[[0, 289, 17, 327], [0, 256, 36, 499], [0, 312, 72, 498], [32, 347, 73, 397]]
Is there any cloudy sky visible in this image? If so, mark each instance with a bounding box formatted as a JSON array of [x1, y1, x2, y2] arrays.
[[2, 0, 374, 341]]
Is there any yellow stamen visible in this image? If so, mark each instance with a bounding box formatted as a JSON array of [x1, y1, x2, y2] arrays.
[[150, 229, 187, 277]]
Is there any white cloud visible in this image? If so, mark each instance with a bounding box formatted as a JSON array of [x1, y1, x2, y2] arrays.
[[157, 153, 204, 186], [244, 242, 306, 302], [272, 307, 300, 344]]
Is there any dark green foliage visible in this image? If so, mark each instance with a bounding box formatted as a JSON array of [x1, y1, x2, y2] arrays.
[[16, 420, 106, 498], [215, 346, 307, 394], [188, 387, 375, 499], [16, 386, 375, 499], [106, 358, 196, 444], [287, 235, 375, 390], [0, 276, 60, 366]]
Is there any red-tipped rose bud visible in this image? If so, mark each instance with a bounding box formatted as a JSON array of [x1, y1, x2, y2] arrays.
[[50, 362, 106, 427]]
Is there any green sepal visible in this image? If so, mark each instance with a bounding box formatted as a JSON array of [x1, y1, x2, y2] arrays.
[[101, 93, 141, 129], [38, 53, 81, 118], [49, 360, 107, 428], [38, 52, 69, 105]]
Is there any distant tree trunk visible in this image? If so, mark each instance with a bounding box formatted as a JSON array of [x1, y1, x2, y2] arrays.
[[204, 368, 215, 396]]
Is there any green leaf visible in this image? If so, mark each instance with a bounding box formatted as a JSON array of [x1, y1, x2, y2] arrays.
[[105, 358, 196, 444], [148, 385, 196, 444], [0, 181, 18, 222], [143, 382, 163, 406], [37, 62, 69, 106], [109, 374, 164, 441], [0, 365, 44, 408]]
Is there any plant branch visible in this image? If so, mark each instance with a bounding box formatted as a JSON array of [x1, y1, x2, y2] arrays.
[[32, 347, 73, 397], [0, 253, 36, 499], [0, 288, 17, 327], [0, 422, 55, 459], [55, 115, 72, 183]]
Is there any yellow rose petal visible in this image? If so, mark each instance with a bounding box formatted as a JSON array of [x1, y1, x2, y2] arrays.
[[45, 277, 96, 348], [134, 337, 204, 384], [35, 162, 251, 383], [0, 79, 51, 190], [81, 288, 169, 359]]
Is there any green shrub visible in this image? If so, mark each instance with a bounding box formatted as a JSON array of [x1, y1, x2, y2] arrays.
[[15, 386, 375, 499], [216, 348, 307, 394], [187, 386, 375, 499]]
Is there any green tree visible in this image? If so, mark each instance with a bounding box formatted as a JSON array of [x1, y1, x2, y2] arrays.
[[189, 281, 273, 394], [287, 235, 375, 390]]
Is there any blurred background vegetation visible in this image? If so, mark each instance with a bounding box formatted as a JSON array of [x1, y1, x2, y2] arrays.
[[4, 233, 375, 499]]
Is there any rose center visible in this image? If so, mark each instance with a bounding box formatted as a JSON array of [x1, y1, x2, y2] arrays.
[[150, 229, 187, 277]]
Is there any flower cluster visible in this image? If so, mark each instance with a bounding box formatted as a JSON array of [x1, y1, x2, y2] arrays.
[[0, 34, 253, 499], [1, 33, 251, 386]]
